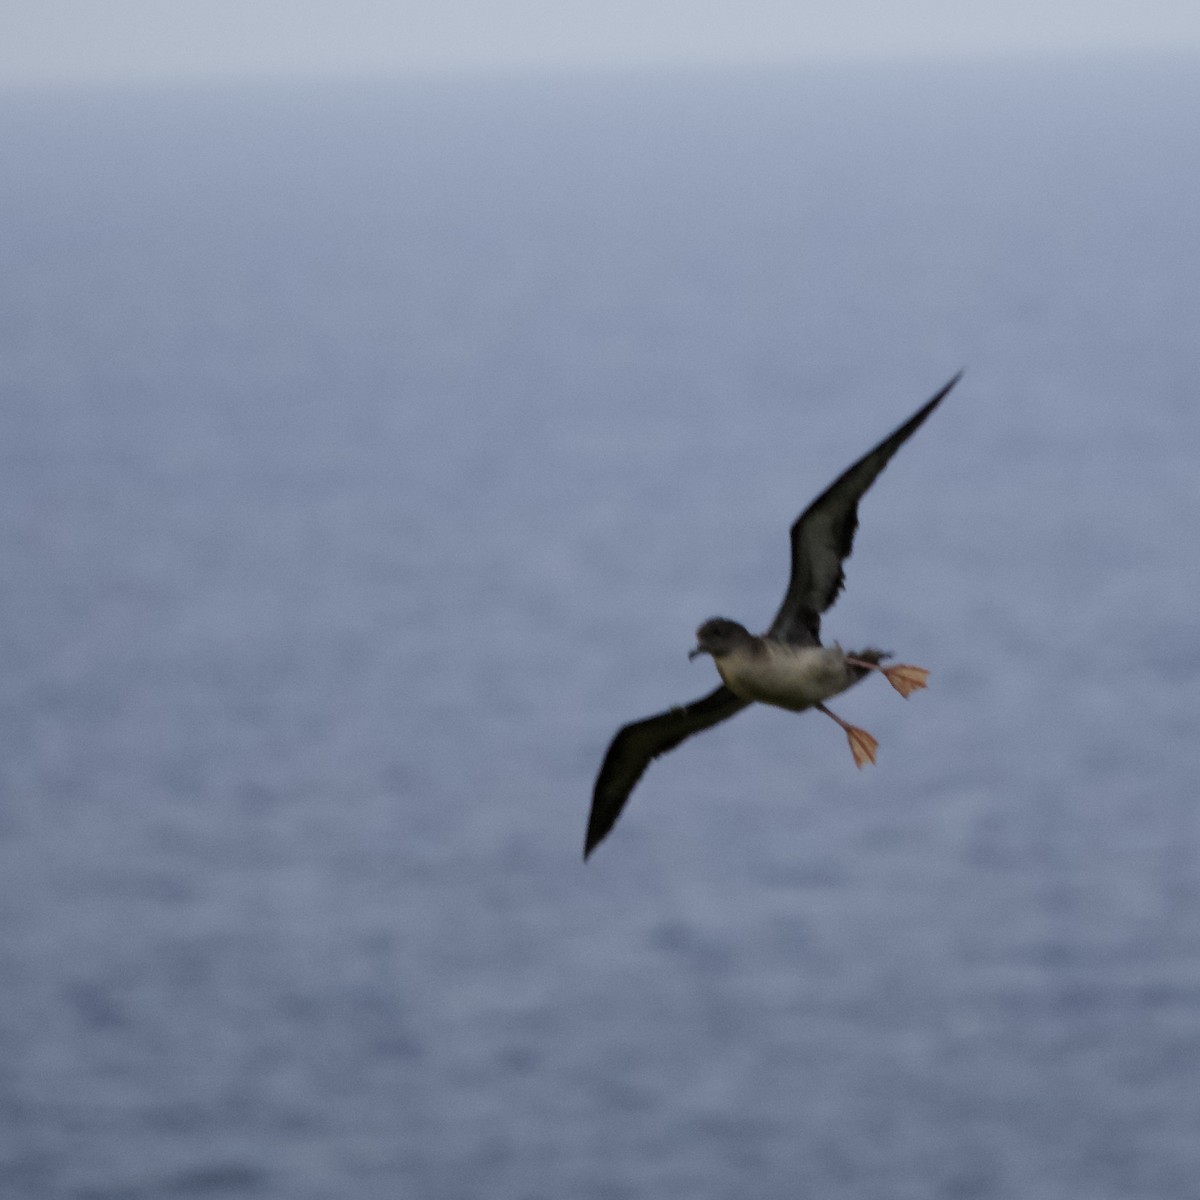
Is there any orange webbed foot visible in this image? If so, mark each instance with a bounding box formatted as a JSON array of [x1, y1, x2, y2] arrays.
[[882, 664, 929, 698], [845, 724, 878, 768]]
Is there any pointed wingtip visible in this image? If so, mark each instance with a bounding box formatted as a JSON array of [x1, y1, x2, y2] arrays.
[[583, 821, 605, 861], [931, 368, 965, 405]]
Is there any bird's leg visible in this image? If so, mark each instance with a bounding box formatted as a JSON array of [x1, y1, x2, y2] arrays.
[[845, 656, 930, 699], [817, 703, 878, 768]]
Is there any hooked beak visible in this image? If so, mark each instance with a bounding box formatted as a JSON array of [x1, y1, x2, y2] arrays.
[[688, 645, 704, 661]]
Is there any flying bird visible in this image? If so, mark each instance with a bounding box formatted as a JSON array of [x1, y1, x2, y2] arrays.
[[585, 372, 961, 859]]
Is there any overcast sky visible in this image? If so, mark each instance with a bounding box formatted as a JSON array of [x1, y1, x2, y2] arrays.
[[3, 0, 1200, 87]]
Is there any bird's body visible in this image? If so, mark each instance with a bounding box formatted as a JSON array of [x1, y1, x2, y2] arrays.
[[585, 372, 962, 859], [694, 620, 878, 712], [716, 638, 874, 711]]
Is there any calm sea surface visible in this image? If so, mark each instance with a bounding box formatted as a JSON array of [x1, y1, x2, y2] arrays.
[[2, 54, 1200, 1199]]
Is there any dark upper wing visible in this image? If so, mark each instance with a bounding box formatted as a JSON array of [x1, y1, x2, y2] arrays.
[[585, 686, 750, 859], [768, 372, 961, 644]]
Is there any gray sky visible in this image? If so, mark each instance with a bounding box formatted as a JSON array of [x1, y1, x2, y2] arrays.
[[3, 0, 1200, 87]]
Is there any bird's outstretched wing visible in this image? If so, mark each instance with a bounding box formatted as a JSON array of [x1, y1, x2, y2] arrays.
[[768, 371, 962, 645], [585, 686, 750, 859]]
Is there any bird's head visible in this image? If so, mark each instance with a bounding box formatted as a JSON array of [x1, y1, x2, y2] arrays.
[[689, 617, 753, 661]]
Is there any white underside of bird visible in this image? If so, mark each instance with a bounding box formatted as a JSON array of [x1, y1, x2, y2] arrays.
[[711, 642, 864, 711]]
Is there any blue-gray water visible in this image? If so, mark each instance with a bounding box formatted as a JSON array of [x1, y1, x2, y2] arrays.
[[2, 55, 1200, 1198]]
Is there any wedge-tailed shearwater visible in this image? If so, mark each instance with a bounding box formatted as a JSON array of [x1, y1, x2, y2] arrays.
[[585, 372, 961, 859]]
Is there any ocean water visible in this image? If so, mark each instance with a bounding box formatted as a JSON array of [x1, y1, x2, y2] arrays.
[[1, 54, 1199, 1199]]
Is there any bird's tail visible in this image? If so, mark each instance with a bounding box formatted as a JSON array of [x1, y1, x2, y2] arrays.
[[847, 648, 891, 679]]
